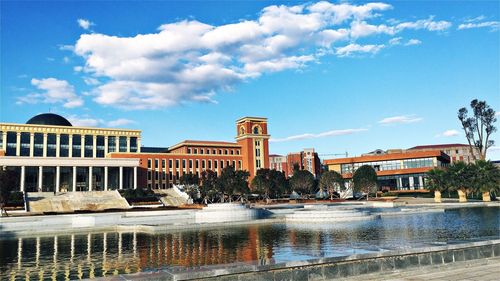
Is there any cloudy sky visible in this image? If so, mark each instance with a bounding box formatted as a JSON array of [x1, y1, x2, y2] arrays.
[[1, 0, 499, 159]]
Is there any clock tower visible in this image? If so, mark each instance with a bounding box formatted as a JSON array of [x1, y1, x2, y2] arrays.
[[235, 117, 270, 179]]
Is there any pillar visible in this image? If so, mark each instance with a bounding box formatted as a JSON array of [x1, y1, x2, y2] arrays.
[[126, 136, 130, 153], [68, 135, 73, 157], [72, 166, 77, 192], [104, 136, 108, 156], [38, 166, 43, 192], [29, 133, 34, 157], [137, 137, 141, 153], [133, 167, 137, 189], [119, 167, 123, 190], [89, 166, 93, 191], [104, 166, 108, 191], [56, 166, 60, 193], [409, 177, 414, 190], [81, 135, 85, 158], [56, 134, 61, 157], [42, 133, 48, 157], [20, 166, 25, 192], [92, 135, 97, 158], [1, 131, 6, 151], [15, 132, 21, 156], [419, 176, 424, 188]]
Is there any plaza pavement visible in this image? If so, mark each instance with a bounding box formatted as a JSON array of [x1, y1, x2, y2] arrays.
[[336, 256, 500, 281]]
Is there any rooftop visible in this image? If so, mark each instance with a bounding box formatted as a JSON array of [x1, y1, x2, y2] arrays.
[[324, 150, 449, 165], [408, 144, 469, 150]]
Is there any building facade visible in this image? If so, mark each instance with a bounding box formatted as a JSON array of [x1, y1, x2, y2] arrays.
[[269, 148, 321, 178], [407, 144, 479, 164], [0, 114, 269, 192], [324, 150, 450, 190]]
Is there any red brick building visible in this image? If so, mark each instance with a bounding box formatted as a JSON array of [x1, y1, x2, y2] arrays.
[[407, 143, 479, 164], [111, 117, 269, 188], [269, 148, 322, 178]]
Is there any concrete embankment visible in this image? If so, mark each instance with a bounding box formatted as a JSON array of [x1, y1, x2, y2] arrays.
[[93, 239, 500, 281]]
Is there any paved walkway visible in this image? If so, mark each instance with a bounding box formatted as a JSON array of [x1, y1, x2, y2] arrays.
[[336, 257, 500, 281]]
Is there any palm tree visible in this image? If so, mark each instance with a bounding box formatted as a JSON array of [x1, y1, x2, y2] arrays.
[[447, 161, 475, 202], [425, 168, 449, 203], [472, 160, 500, 202]]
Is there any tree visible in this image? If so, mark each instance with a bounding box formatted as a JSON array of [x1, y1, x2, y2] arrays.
[[217, 166, 250, 202], [179, 173, 199, 186], [0, 169, 19, 216], [447, 161, 475, 202], [458, 99, 497, 160], [352, 165, 377, 199], [471, 160, 500, 202], [425, 168, 449, 203], [289, 170, 315, 196], [200, 170, 218, 203], [319, 170, 344, 200], [251, 169, 289, 199]]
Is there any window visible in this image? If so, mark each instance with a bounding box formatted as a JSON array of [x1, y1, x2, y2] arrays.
[[187, 148, 191, 154], [213, 149, 216, 154], [155, 171, 159, 180], [194, 148, 198, 154], [230, 150, 234, 155], [130, 137, 138, 152], [232, 160, 236, 167], [214, 160, 218, 169], [119, 136, 127, 152], [253, 126, 261, 134], [169, 172, 173, 180], [47, 134, 57, 157], [96, 135, 105, 158], [208, 160, 212, 169], [220, 160, 224, 169], [162, 160, 166, 170], [206, 149, 210, 155], [84, 135, 93, 157], [147, 171, 152, 180], [219, 149, 222, 154], [148, 159, 152, 169], [72, 134, 81, 157], [236, 150, 240, 155], [200, 149, 204, 154], [224, 149, 228, 155], [20, 132, 30, 156], [238, 161, 242, 170], [155, 159, 159, 169], [196, 160, 199, 169], [175, 160, 179, 169], [169, 160, 173, 169], [59, 134, 69, 157], [6, 132, 17, 156], [202, 160, 206, 169], [182, 159, 186, 169], [108, 136, 116, 153], [189, 160, 193, 169]]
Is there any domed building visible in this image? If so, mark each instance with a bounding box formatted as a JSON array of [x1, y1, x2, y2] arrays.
[[0, 113, 141, 192]]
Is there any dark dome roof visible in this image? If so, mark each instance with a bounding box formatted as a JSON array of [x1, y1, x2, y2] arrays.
[[26, 113, 72, 126]]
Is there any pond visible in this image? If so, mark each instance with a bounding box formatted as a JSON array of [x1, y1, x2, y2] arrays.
[[0, 207, 498, 280]]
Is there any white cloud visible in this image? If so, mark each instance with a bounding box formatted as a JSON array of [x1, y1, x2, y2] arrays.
[[67, 115, 135, 128], [77, 18, 94, 30], [436, 129, 460, 137], [270, 128, 368, 143], [106, 118, 136, 127], [378, 115, 423, 125], [69, 1, 451, 110], [336, 43, 384, 57], [495, 112, 500, 117], [18, 78, 84, 108], [389, 37, 402, 45], [458, 21, 499, 31], [405, 39, 422, 46], [83, 77, 100, 85]]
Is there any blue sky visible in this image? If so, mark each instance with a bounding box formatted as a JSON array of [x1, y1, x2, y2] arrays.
[[1, 0, 499, 159]]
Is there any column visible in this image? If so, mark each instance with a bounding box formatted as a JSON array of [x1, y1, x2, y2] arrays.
[[72, 166, 77, 192], [137, 137, 141, 153], [409, 177, 414, 190], [42, 133, 48, 157], [20, 166, 25, 192], [68, 135, 73, 158], [88, 166, 93, 191], [16, 132, 21, 156], [56, 134, 61, 157], [133, 167, 137, 189], [29, 133, 34, 157], [38, 166, 43, 192], [81, 135, 85, 158], [1, 131, 6, 151], [397, 177, 402, 190], [104, 166, 108, 191], [104, 136, 108, 156], [92, 135, 97, 158], [115, 137, 119, 152], [419, 176, 424, 189], [119, 167, 123, 190], [126, 137, 131, 153], [56, 166, 60, 193]]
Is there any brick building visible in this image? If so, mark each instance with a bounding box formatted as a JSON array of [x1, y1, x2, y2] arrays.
[[407, 144, 479, 164], [269, 148, 321, 178]]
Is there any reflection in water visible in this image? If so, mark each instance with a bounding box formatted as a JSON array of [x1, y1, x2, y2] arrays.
[[0, 207, 498, 280]]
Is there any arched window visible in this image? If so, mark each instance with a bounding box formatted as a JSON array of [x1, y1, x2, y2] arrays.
[[240, 126, 245, 135], [253, 125, 261, 134]]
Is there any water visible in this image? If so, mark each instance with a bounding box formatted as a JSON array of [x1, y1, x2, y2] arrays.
[[0, 207, 498, 280]]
